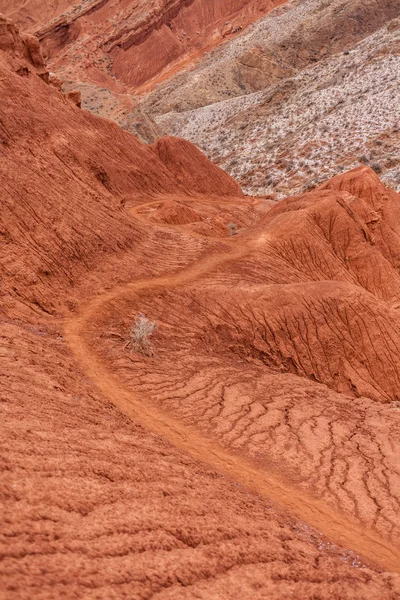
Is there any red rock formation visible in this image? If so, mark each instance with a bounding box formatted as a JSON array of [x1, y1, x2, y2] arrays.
[[0, 28, 244, 314], [1, 0, 288, 93], [153, 136, 244, 197], [65, 88, 81, 106], [0, 0, 74, 29], [320, 167, 400, 273], [4, 318, 399, 598], [1, 17, 400, 599], [0, 12, 45, 69], [107, 0, 287, 91], [89, 167, 400, 559]]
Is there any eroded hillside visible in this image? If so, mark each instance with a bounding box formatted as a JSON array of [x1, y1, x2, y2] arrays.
[[2, 0, 398, 188], [1, 12, 400, 600], [0, 0, 75, 30], [143, 0, 400, 195], [0, 0, 292, 141], [1, 0, 287, 88]]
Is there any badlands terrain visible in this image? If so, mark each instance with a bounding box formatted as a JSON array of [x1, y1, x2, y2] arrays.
[[1, 1, 400, 599], [2, 0, 398, 195]]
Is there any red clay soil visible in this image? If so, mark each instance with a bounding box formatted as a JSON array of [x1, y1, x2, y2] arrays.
[[77, 168, 400, 561], [1, 17, 400, 599], [4, 319, 400, 600]]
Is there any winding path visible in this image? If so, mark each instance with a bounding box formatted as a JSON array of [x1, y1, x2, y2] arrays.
[[64, 210, 400, 575]]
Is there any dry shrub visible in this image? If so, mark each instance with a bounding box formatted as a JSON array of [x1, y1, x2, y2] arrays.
[[124, 313, 157, 356]]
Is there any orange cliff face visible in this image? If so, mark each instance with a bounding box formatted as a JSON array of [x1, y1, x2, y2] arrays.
[[0, 0, 75, 30], [0, 0, 289, 93], [106, 0, 288, 92], [0, 12, 46, 71], [139, 0, 400, 196]]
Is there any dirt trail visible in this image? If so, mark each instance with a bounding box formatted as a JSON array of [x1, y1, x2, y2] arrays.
[[130, 195, 263, 240], [65, 222, 400, 575]]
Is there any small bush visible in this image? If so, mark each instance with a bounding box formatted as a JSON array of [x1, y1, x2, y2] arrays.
[[124, 313, 157, 356], [227, 222, 239, 236]]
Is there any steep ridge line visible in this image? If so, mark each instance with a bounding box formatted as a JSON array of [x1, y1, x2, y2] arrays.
[[35, 0, 200, 44], [30, 0, 290, 97], [35, 0, 110, 40], [64, 225, 400, 575]]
